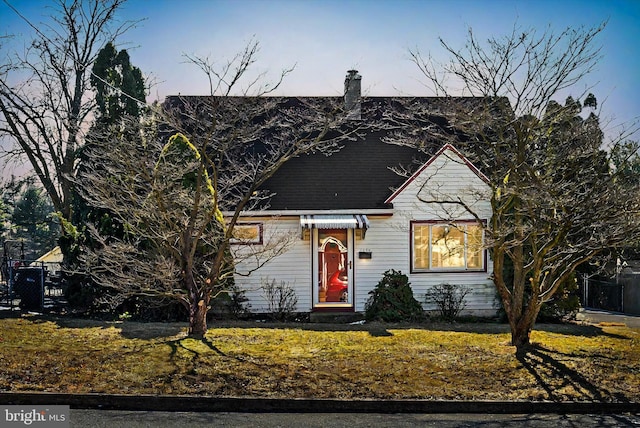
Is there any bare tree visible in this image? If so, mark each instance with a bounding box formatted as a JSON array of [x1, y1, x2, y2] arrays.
[[390, 23, 640, 348], [76, 40, 360, 337], [0, 0, 137, 222]]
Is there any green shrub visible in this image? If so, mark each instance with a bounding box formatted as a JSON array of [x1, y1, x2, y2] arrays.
[[538, 272, 580, 322], [210, 285, 251, 319], [365, 269, 424, 322]]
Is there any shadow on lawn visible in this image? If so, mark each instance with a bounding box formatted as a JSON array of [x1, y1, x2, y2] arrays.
[[163, 336, 269, 387], [166, 336, 226, 359], [14, 313, 187, 340], [5, 311, 631, 342], [515, 344, 629, 402], [214, 319, 631, 341]]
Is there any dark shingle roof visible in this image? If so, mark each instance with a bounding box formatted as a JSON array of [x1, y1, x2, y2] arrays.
[[163, 94, 487, 211], [262, 130, 431, 210], [258, 96, 472, 211]]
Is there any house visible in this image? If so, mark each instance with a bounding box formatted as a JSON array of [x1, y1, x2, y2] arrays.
[[229, 71, 498, 316]]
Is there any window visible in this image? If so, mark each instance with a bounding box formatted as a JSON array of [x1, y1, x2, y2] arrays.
[[230, 223, 263, 245], [412, 221, 484, 272]]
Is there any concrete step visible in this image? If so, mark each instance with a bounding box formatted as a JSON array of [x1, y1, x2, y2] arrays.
[[309, 311, 365, 323]]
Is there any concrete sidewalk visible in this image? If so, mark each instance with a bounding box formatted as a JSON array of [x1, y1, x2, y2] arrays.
[[575, 308, 640, 328]]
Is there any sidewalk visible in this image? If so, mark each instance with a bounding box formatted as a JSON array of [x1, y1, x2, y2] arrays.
[[575, 308, 640, 328]]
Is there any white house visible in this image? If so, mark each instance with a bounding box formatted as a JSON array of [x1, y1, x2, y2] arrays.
[[229, 71, 498, 316]]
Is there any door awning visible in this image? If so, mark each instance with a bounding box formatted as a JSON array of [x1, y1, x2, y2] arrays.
[[300, 214, 370, 238]]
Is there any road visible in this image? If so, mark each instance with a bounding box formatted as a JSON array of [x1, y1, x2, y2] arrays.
[[69, 410, 640, 427]]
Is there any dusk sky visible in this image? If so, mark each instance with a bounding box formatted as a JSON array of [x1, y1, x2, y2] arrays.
[[1, 0, 639, 140]]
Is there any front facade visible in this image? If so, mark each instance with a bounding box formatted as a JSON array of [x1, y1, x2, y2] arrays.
[[231, 141, 497, 316], [227, 71, 497, 316]]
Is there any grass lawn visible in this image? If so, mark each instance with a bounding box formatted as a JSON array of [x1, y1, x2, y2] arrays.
[[0, 314, 638, 402]]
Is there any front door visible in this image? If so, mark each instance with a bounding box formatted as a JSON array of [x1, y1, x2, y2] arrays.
[[313, 228, 354, 308]]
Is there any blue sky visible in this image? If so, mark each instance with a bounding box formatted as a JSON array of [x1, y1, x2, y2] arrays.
[[2, 0, 639, 139]]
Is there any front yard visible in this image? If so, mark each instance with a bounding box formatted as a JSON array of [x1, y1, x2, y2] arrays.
[[0, 314, 638, 402]]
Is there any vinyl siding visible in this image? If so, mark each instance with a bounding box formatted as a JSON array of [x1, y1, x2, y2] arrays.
[[383, 147, 496, 315], [233, 147, 498, 316], [232, 217, 311, 313]]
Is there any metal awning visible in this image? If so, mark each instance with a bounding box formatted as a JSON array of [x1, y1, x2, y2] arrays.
[[300, 214, 370, 238]]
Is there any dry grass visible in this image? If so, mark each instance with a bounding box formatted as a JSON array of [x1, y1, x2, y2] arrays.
[[0, 314, 638, 402]]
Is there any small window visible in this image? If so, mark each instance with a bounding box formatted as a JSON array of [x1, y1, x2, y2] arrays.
[[230, 223, 263, 245], [412, 221, 485, 272]]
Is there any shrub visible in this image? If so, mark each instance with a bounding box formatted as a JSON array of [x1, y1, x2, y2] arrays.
[[63, 278, 99, 311], [538, 272, 580, 322], [120, 296, 188, 322], [496, 271, 581, 323], [210, 285, 251, 319], [365, 269, 424, 322], [262, 279, 298, 321], [425, 283, 470, 321]]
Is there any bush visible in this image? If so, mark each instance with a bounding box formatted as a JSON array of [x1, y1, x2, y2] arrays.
[[210, 285, 251, 320], [63, 280, 190, 322], [538, 273, 580, 322], [425, 283, 470, 321], [365, 269, 424, 322], [262, 279, 298, 321], [63, 277, 100, 311], [120, 296, 188, 322], [496, 271, 581, 323]]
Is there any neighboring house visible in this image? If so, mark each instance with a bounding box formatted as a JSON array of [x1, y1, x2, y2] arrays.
[[228, 71, 498, 316]]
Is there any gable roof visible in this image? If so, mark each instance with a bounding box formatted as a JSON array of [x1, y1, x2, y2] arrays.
[[384, 143, 490, 205], [260, 97, 497, 211], [163, 92, 496, 212], [259, 96, 491, 211]]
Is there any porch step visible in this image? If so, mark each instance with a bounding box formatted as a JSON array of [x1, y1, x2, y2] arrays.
[[309, 311, 365, 324]]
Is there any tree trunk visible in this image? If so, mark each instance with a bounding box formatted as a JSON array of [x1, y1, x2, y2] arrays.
[[188, 295, 210, 338], [508, 301, 541, 349], [510, 321, 532, 348]]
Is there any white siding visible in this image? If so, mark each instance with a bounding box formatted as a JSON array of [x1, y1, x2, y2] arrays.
[[233, 147, 498, 316], [232, 217, 311, 313], [380, 147, 496, 315]]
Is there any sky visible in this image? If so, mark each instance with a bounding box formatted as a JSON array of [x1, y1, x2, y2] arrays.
[[1, 0, 639, 140]]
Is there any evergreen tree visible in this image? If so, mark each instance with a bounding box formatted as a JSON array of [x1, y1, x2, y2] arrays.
[[60, 42, 146, 313], [91, 42, 146, 125], [6, 182, 59, 260]]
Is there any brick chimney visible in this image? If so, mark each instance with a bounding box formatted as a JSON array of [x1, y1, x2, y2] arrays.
[[344, 70, 362, 120]]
